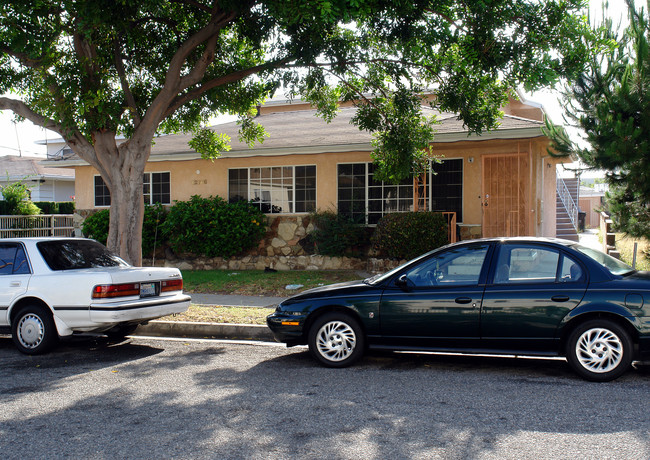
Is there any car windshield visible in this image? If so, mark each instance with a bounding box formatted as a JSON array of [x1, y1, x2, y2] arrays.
[[37, 240, 129, 270], [574, 244, 634, 276], [364, 250, 434, 285]]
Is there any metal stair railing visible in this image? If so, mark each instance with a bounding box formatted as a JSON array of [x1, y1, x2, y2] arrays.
[[556, 174, 578, 232]]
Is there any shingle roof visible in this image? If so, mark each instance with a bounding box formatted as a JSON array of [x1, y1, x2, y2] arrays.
[[0, 155, 74, 179], [43, 105, 545, 165], [148, 106, 544, 157]]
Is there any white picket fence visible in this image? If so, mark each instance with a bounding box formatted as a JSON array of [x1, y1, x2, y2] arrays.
[[0, 215, 75, 238]]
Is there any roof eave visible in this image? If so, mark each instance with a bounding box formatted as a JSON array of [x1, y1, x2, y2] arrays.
[[41, 127, 545, 166]]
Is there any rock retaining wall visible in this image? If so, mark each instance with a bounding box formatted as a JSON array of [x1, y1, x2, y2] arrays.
[[144, 215, 406, 273]]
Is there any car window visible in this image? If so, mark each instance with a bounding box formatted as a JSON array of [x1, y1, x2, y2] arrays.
[[37, 240, 129, 270], [402, 244, 489, 287], [494, 245, 584, 284], [0, 243, 30, 275], [573, 244, 633, 276], [559, 255, 584, 283]]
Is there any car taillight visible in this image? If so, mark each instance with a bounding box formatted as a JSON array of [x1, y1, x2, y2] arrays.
[[92, 283, 141, 299], [161, 279, 183, 292]]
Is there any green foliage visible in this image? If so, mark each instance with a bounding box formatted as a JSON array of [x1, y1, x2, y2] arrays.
[[188, 128, 232, 159], [0, 0, 593, 261], [33, 201, 75, 214], [83, 204, 168, 256], [0, 179, 41, 215], [58, 202, 75, 214], [546, 0, 650, 239], [162, 195, 267, 258], [372, 212, 449, 260], [82, 209, 110, 244], [309, 210, 366, 257], [16, 200, 41, 216], [34, 202, 57, 214]]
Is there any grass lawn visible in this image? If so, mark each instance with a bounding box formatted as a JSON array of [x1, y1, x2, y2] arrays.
[[163, 305, 270, 325], [181, 269, 364, 296], [615, 234, 650, 271], [158, 269, 364, 324]]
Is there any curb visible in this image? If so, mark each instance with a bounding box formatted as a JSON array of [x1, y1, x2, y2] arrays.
[[134, 320, 275, 342]]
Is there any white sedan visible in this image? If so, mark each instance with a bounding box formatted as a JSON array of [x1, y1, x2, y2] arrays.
[[0, 237, 191, 354]]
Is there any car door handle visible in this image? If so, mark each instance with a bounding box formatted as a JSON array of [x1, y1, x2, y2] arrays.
[[455, 297, 473, 304], [10, 281, 21, 287], [551, 295, 570, 302]]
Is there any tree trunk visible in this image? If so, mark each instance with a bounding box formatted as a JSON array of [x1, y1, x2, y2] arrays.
[[107, 168, 145, 267], [92, 133, 149, 266]]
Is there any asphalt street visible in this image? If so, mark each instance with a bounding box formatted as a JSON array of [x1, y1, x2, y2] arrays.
[[1, 335, 649, 459]]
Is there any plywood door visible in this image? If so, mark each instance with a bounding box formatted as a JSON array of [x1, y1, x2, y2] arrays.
[[482, 153, 530, 237]]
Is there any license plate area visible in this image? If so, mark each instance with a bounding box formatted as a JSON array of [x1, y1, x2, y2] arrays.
[[140, 282, 159, 298]]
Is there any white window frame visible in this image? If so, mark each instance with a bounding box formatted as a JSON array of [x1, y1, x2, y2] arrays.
[[228, 165, 316, 214], [337, 159, 464, 225], [143, 172, 171, 205], [93, 172, 171, 208]]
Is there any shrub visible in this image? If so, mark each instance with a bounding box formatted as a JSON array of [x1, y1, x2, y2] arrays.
[[82, 204, 168, 256], [82, 209, 110, 244], [372, 212, 449, 260], [33, 201, 76, 214], [0, 180, 41, 215], [58, 202, 75, 214], [162, 195, 267, 258], [34, 201, 57, 214], [309, 210, 366, 257]]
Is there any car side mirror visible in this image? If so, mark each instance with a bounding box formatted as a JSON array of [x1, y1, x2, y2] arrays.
[[395, 274, 411, 291]]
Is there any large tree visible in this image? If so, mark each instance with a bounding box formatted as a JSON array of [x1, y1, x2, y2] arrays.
[[1, 0, 590, 265], [546, 0, 650, 239]]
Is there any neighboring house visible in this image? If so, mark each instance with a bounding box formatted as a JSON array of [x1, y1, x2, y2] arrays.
[[579, 186, 606, 229], [42, 95, 568, 242], [0, 155, 75, 203]]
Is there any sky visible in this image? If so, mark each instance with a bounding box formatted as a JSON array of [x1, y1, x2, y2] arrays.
[[0, 0, 632, 159]]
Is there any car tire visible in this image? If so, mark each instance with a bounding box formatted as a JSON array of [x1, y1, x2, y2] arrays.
[[566, 319, 633, 382], [105, 324, 139, 340], [308, 312, 365, 368], [11, 304, 59, 355]]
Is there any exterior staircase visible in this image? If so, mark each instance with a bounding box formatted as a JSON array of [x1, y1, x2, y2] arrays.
[[556, 177, 579, 241]]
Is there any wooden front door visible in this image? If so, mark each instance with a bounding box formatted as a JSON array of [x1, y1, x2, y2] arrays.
[[482, 153, 530, 237]]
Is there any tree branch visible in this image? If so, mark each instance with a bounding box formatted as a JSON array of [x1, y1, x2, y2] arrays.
[[114, 38, 142, 127], [0, 47, 45, 69], [0, 96, 93, 156], [162, 56, 293, 119]]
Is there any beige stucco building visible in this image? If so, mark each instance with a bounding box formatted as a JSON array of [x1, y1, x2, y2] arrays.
[[44, 96, 566, 241]]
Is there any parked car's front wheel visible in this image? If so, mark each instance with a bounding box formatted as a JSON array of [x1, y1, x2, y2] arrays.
[[308, 312, 365, 368], [12, 304, 59, 355], [566, 319, 633, 382]]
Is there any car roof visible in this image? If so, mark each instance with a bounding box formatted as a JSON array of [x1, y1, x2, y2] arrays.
[[1, 237, 90, 243], [453, 236, 578, 247]]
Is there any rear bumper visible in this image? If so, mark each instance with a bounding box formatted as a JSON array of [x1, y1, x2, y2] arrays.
[[88, 294, 191, 325]]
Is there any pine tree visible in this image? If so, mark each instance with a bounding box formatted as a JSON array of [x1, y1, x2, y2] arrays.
[[546, 0, 650, 239]]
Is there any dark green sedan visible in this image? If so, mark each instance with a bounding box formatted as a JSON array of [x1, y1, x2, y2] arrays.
[[267, 237, 650, 381]]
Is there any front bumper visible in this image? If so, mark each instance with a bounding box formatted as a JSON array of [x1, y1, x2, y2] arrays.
[[266, 311, 307, 345]]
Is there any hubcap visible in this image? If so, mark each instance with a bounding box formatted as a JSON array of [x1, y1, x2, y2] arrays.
[[17, 313, 45, 349], [575, 328, 623, 373], [316, 321, 356, 362]]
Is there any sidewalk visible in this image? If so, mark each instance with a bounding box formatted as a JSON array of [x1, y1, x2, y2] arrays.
[[578, 228, 602, 252]]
